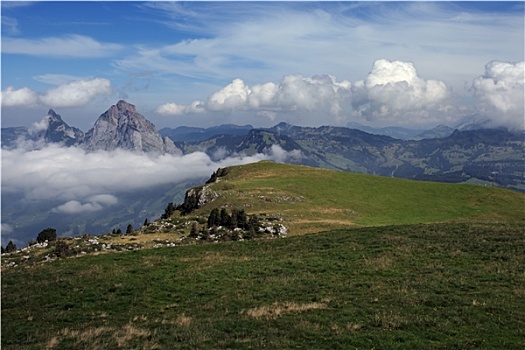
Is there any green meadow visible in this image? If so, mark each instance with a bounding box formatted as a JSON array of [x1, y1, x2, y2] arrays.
[[2, 162, 525, 349], [2, 223, 524, 349]]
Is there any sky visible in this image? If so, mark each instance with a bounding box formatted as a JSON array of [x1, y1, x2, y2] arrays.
[[1, 1, 524, 131]]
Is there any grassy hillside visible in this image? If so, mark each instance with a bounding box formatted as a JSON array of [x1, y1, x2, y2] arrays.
[[191, 161, 524, 234], [2, 223, 524, 349], [3, 162, 524, 349]]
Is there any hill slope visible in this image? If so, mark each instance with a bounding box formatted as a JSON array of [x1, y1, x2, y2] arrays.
[[182, 161, 525, 234]]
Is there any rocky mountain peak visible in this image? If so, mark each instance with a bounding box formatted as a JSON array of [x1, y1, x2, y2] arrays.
[[115, 100, 137, 113], [83, 100, 182, 154], [47, 109, 62, 121]]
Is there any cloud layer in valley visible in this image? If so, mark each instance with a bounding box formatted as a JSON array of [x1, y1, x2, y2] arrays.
[[1, 144, 301, 216]]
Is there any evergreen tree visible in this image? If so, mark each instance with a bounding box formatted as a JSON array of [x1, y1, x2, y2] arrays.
[[247, 215, 260, 231], [220, 208, 230, 227], [143, 218, 149, 226], [37, 228, 57, 243], [230, 209, 239, 229], [5, 240, 17, 253], [116, 228, 122, 235], [162, 202, 176, 219], [236, 209, 248, 229], [126, 224, 133, 234], [207, 208, 220, 228]]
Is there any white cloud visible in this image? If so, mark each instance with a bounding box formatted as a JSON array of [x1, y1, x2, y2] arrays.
[[1, 16, 20, 35], [1, 78, 113, 108], [267, 144, 304, 163], [158, 74, 351, 122], [39, 78, 112, 108], [472, 61, 525, 129], [351, 59, 451, 124], [157, 60, 455, 126], [0, 86, 39, 107], [1, 144, 298, 213], [52, 194, 118, 214], [2, 34, 123, 58], [29, 117, 50, 134], [156, 101, 206, 115]]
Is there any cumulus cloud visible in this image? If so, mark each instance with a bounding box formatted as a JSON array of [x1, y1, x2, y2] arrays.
[[472, 61, 524, 129], [157, 101, 206, 115], [1, 78, 112, 108], [0, 86, 39, 107], [158, 74, 351, 121], [39, 78, 112, 107], [157, 59, 456, 126], [351, 59, 451, 124], [2, 144, 298, 213]]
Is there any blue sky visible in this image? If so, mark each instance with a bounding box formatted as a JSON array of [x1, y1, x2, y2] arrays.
[[1, 1, 524, 130]]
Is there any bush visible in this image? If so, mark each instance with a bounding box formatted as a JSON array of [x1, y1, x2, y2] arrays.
[[53, 240, 76, 258], [37, 228, 57, 243]]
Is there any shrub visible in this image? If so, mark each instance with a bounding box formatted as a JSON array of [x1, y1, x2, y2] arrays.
[[37, 228, 57, 243], [53, 240, 76, 258]]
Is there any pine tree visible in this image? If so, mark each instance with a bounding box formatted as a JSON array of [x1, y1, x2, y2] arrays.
[[236, 209, 247, 229], [207, 208, 220, 228], [230, 209, 239, 229], [220, 208, 230, 227], [5, 240, 17, 253], [126, 224, 133, 234], [162, 202, 176, 219], [143, 218, 149, 226]]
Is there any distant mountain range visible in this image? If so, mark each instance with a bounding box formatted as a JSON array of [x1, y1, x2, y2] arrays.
[[176, 123, 524, 190], [2, 100, 524, 191], [2, 100, 524, 245]]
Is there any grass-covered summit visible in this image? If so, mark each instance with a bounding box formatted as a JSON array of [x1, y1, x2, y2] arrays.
[[182, 161, 524, 234]]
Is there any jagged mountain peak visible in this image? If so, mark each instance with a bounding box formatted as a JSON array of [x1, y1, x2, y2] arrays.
[[47, 109, 62, 121], [115, 99, 136, 112]]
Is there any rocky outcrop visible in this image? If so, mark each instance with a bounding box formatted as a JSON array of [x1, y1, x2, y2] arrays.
[[83, 100, 181, 154], [179, 184, 218, 214]]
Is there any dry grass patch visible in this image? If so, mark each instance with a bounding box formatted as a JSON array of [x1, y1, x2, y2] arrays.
[[242, 301, 328, 319], [45, 323, 152, 350], [113, 323, 151, 347]]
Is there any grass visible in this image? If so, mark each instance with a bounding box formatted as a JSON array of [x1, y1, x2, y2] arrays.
[[2, 222, 525, 349], [196, 161, 525, 233]]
